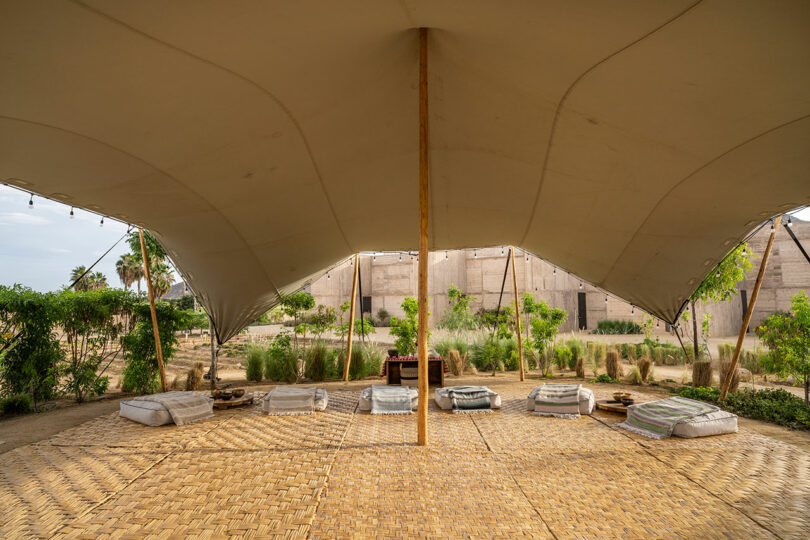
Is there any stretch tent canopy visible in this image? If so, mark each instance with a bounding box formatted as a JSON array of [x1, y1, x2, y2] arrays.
[[1, 1, 809, 342]]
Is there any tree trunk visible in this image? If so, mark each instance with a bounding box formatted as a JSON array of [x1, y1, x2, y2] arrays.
[[805, 378, 808, 407], [691, 300, 699, 360]]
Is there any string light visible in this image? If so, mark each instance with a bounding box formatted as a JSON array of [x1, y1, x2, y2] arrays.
[[445, 251, 448, 260], [327, 273, 331, 280], [69, 207, 74, 219], [604, 296, 608, 304], [399, 254, 402, 262], [500, 247, 504, 256], [372, 255, 376, 262], [474, 249, 477, 259], [99, 216, 104, 227], [742, 247, 747, 256], [28, 193, 33, 210], [656, 320, 660, 328], [631, 305, 635, 315], [770, 219, 775, 233], [579, 282, 582, 289], [525, 254, 529, 262], [553, 268, 556, 276], [787, 215, 793, 228]]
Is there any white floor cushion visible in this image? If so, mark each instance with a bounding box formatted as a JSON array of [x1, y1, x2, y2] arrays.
[[120, 399, 173, 426], [527, 386, 595, 415], [261, 388, 328, 413], [672, 410, 738, 438], [358, 386, 418, 411], [434, 387, 501, 410]]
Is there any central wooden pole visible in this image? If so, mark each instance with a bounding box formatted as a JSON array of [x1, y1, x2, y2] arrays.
[[343, 253, 359, 381], [720, 216, 781, 399], [510, 247, 525, 381], [417, 27, 430, 446], [138, 228, 167, 393]]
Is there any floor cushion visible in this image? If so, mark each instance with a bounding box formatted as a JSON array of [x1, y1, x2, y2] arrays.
[[358, 386, 418, 411], [120, 399, 173, 426], [672, 410, 738, 438], [261, 388, 328, 413], [434, 387, 501, 410], [527, 386, 595, 415]]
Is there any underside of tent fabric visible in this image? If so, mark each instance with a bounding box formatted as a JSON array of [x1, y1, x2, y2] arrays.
[[1, 1, 809, 342]]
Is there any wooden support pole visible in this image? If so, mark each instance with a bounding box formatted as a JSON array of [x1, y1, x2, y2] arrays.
[[342, 253, 360, 381], [138, 228, 167, 393], [209, 316, 218, 390], [510, 247, 525, 381], [720, 216, 782, 400], [417, 27, 430, 446]]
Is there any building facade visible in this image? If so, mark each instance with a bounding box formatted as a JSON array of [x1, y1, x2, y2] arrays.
[[309, 221, 810, 336]]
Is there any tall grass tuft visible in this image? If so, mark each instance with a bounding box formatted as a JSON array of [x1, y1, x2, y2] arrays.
[[692, 360, 713, 388], [606, 350, 623, 379], [246, 346, 265, 382], [304, 341, 329, 382], [638, 357, 651, 383]]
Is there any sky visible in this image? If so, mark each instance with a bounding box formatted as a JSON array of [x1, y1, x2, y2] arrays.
[[0, 185, 178, 292], [1, 184, 808, 293]]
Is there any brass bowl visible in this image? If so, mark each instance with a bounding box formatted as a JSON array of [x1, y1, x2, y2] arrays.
[[613, 392, 630, 402], [211, 389, 222, 398], [232, 388, 245, 398], [219, 391, 233, 401], [621, 398, 635, 406]]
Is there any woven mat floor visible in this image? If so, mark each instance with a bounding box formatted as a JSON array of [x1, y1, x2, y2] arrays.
[[2, 383, 808, 538]]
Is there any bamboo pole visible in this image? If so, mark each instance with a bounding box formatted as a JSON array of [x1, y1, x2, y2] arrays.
[[510, 247, 525, 381], [209, 316, 217, 390], [417, 27, 430, 446], [342, 253, 360, 381], [138, 228, 167, 393], [720, 216, 781, 400]]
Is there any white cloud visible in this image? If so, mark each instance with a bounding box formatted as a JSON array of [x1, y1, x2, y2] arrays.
[[0, 211, 52, 225]]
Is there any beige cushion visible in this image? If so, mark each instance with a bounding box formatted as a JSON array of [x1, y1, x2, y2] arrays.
[[434, 387, 501, 410], [672, 410, 738, 438], [358, 386, 418, 411], [527, 386, 595, 415]]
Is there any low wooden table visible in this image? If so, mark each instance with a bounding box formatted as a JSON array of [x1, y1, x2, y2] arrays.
[[595, 399, 644, 414], [213, 394, 254, 410], [384, 357, 445, 386]]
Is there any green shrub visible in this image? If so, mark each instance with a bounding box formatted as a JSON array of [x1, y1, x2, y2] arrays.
[[590, 374, 619, 384], [566, 339, 584, 368], [676, 386, 810, 431], [553, 346, 572, 371], [246, 346, 264, 382], [303, 341, 330, 382], [592, 319, 642, 334], [264, 334, 297, 382], [360, 343, 384, 378], [0, 393, 33, 415]]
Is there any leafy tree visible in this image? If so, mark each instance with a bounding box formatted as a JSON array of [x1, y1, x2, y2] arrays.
[[309, 305, 337, 338], [121, 302, 189, 394], [439, 285, 478, 333], [150, 263, 174, 299], [0, 285, 62, 409], [757, 291, 810, 406], [478, 306, 514, 340], [56, 288, 137, 402], [116, 254, 142, 292], [88, 271, 108, 290], [522, 294, 566, 359], [280, 291, 315, 347], [686, 243, 753, 359], [126, 229, 167, 265], [390, 297, 425, 356], [337, 318, 376, 341]]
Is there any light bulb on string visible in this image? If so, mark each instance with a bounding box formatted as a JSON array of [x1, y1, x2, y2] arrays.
[[474, 249, 477, 259], [579, 282, 582, 289], [787, 216, 793, 228], [69, 207, 74, 219], [631, 306, 635, 315], [553, 268, 556, 276], [445, 251, 448, 260], [500, 247, 504, 256], [99, 216, 104, 227], [28, 193, 33, 210], [656, 320, 660, 328], [742, 247, 746, 256], [327, 273, 331, 280], [770, 220, 775, 233], [399, 254, 402, 262], [604, 296, 608, 304]]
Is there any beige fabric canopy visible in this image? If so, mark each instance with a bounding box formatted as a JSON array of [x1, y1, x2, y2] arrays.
[[1, 1, 809, 341]]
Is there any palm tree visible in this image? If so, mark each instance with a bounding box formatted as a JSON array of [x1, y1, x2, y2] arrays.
[[116, 254, 142, 292], [70, 265, 89, 291], [150, 263, 175, 300], [88, 272, 108, 290]]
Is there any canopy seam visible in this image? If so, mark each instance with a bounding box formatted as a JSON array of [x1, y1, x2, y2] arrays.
[[70, 0, 354, 255], [519, 0, 704, 245]]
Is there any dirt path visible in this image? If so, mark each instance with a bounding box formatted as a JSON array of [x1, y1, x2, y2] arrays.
[[0, 397, 124, 453]]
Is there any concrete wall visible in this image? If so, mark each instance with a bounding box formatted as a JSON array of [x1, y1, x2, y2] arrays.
[[308, 221, 810, 336]]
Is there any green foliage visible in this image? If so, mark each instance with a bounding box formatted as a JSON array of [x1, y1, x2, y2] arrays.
[[677, 386, 809, 430], [591, 374, 619, 384], [390, 297, 424, 356], [0, 393, 33, 415], [126, 229, 166, 265], [592, 320, 642, 335], [309, 305, 337, 338], [304, 341, 330, 382], [337, 318, 376, 340], [0, 285, 62, 408], [246, 346, 264, 382], [523, 294, 566, 358], [469, 336, 520, 372], [692, 243, 754, 304], [58, 288, 137, 402], [281, 292, 315, 321], [439, 285, 478, 332], [553, 346, 572, 371], [478, 306, 515, 340], [566, 339, 584, 366], [756, 291, 810, 405], [376, 308, 391, 327], [263, 333, 298, 383], [121, 301, 187, 394]]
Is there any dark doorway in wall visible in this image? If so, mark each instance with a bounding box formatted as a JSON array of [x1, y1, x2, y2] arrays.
[[740, 290, 749, 333], [361, 296, 372, 315], [578, 292, 587, 330]]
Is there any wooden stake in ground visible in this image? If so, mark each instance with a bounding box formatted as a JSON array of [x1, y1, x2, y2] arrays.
[[510, 247, 525, 381], [417, 27, 430, 446], [209, 316, 217, 390], [342, 253, 359, 382], [720, 215, 782, 400], [138, 228, 167, 393]]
